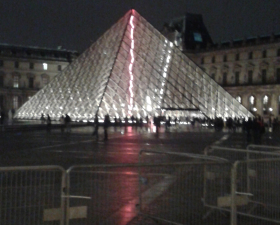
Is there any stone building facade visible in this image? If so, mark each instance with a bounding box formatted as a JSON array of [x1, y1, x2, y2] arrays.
[[0, 44, 78, 115], [190, 36, 280, 119], [163, 13, 280, 119]]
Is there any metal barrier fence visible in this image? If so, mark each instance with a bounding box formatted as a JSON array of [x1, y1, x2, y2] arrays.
[[0, 165, 65, 225], [205, 145, 280, 162], [231, 158, 280, 225], [138, 150, 230, 225], [247, 144, 280, 153], [65, 164, 141, 225], [204, 145, 280, 225], [1, 154, 280, 225], [65, 160, 231, 225]]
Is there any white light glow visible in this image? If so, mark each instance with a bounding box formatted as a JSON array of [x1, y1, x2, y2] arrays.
[[128, 15, 135, 116], [43, 63, 48, 70]]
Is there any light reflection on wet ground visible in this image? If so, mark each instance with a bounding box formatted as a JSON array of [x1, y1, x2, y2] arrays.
[[1, 124, 273, 224], [0, 124, 224, 167]]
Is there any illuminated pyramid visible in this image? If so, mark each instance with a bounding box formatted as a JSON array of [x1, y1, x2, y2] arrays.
[[15, 10, 253, 121]]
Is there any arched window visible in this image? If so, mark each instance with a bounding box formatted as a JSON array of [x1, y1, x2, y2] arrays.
[[263, 95, 268, 104], [249, 96, 254, 105], [263, 95, 269, 115], [236, 96, 241, 103], [249, 95, 256, 112]]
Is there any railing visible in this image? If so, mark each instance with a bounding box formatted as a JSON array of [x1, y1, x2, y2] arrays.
[[0, 165, 65, 225], [0, 149, 280, 225], [204, 145, 280, 225]]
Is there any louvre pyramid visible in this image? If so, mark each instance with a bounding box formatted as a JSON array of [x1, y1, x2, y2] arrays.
[[15, 10, 253, 121]]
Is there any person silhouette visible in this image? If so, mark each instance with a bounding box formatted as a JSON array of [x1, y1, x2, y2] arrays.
[[103, 114, 110, 141], [92, 114, 99, 140]]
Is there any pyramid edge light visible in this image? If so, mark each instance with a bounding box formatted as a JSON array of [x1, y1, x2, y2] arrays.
[[15, 9, 253, 121]]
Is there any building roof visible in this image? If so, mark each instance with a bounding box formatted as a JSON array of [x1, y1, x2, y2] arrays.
[[0, 43, 79, 62]]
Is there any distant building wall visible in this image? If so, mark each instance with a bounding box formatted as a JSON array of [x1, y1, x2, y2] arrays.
[[0, 44, 78, 115], [189, 36, 280, 119]]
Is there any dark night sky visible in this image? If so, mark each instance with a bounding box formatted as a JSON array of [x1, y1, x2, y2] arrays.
[[0, 0, 279, 53]]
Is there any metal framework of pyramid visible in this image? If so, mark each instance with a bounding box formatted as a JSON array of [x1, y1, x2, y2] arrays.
[[15, 9, 253, 121]]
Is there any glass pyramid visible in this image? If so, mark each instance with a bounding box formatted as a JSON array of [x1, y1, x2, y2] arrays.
[[15, 10, 253, 121]]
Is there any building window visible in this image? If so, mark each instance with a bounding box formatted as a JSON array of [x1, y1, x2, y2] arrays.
[[277, 49, 280, 57], [248, 70, 253, 84], [262, 50, 267, 58], [194, 32, 203, 42], [43, 63, 48, 70], [262, 69, 267, 84], [15, 61, 19, 68], [13, 75, 19, 88], [249, 96, 255, 105], [235, 71, 240, 85], [42, 77, 48, 86], [278, 96, 280, 115], [200, 57, 204, 64], [0, 95, 3, 109], [248, 52, 253, 59], [28, 77, 34, 88], [236, 96, 241, 103], [211, 73, 215, 81], [0, 75, 3, 87], [58, 65, 62, 71], [263, 95, 269, 115], [235, 53, 239, 61], [249, 95, 255, 111], [0, 60, 3, 67], [223, 72, 227, 85], [29, 63, 34, 69], [277, 68, 280, 84], [223, 55, 227, 62], [13, 96, 18, 109], [211, 56, 215, 63]]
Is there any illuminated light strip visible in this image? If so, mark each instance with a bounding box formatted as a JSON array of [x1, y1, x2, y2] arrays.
[[128, 15, 135, 115], [159, 41, 173, 104]]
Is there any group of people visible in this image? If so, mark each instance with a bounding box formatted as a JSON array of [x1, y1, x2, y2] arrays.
[[40, 113, 72, 133], [213, 116, 277, 144], [39, 112, 277, 145], [92, 114, 109, 141]]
